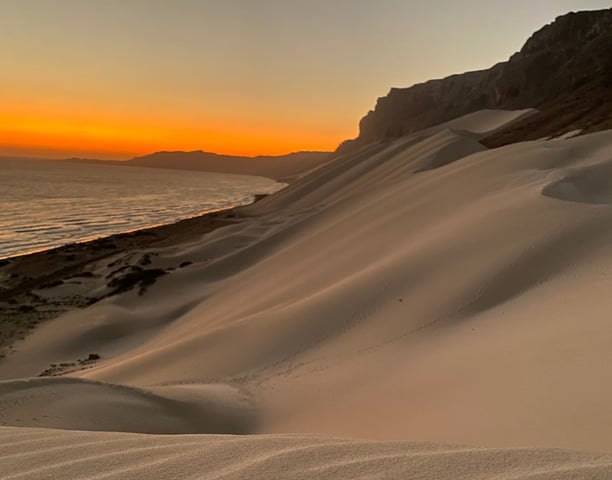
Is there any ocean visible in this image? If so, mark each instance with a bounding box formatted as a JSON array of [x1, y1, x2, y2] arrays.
[[0, 158, 283, 259]]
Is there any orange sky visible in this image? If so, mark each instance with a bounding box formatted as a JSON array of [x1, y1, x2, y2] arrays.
[[2, 0, 608, 160], [0, 105, 348, 159]]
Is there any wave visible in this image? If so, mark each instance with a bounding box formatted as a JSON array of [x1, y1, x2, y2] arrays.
[[0, 161, 283, 259]]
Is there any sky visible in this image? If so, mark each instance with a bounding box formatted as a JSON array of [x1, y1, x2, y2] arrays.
[[1, 0, 610, 159]]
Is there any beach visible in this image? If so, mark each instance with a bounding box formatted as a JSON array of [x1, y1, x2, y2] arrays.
[[0, 203, 257, 365]]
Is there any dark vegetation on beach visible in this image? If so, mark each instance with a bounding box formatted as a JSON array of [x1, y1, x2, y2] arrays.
[[0, 206, 246, 358], [107, 267, 167, 297]]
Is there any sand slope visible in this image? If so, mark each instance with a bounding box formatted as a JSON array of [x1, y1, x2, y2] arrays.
[[3, 109, 612, 476], [0, 377, 256, 434], [2, 426, 612, 480]]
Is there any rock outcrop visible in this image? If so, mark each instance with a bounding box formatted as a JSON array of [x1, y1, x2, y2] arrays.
[[340, 8, 612, 152]]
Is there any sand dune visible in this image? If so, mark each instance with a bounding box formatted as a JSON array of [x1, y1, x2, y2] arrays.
[[0, 377, 255, 434], [543, 157, 612, 205], [2, 426, 612, 480], [3, 109, 612, 476]]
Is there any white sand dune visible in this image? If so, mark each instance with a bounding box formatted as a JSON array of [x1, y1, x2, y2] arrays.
[[3, 109, 612, 477]]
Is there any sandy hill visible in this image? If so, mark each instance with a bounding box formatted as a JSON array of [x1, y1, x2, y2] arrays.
[[340, 8, 612, 153], [3, 9, 612, 480], [3, 109, 612, 478]]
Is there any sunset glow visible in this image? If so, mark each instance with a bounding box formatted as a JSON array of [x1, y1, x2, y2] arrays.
[[0, 108, 348, 159], [2, 0, 609, 159]]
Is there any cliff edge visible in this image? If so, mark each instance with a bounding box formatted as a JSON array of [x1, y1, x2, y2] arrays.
[[340, 9, 612, 152]]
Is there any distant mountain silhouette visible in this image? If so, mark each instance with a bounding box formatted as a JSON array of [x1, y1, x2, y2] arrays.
[[339, 8, 612, 152], [128, 151, 330, 181], [68, 151, 331, 181]]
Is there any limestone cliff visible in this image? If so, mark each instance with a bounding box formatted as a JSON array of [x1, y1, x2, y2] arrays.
[[340, 8, 612, 152]]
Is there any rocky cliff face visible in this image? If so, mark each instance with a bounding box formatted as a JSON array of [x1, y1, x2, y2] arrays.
[[340, 8, 612, 151]]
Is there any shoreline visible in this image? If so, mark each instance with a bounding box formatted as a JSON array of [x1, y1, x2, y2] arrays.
[[0, 194, 268, 360], [0, 193, 271, 262], [0, 205, 237, 262], [0, 192, 274, 262]]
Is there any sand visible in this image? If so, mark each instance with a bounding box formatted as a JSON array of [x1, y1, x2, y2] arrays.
[[3, 108, 612, 477], [3, 427, 612, 480], [0, 206, 243, 358]]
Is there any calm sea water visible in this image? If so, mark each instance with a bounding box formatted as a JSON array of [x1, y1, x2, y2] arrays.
[[0, 159, 283, 259]]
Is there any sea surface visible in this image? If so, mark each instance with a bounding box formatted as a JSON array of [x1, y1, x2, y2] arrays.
[[0, 158, 284, 259]]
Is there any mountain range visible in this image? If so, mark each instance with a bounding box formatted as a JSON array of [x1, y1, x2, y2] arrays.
[[67, 150, 330, 181]]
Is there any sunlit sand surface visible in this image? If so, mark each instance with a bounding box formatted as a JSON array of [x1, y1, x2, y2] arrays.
[[3, 109, 612, 478]]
